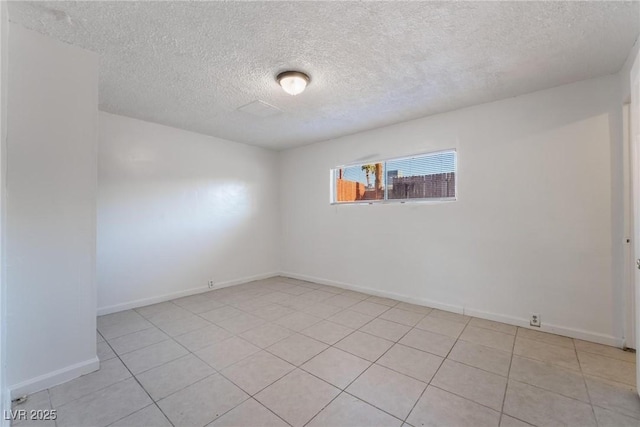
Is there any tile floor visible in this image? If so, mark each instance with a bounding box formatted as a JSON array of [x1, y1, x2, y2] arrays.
[[12, 277, 640, 427]]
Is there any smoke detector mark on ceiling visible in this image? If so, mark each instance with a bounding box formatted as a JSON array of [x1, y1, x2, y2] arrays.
[[237, 100, 282, 118]]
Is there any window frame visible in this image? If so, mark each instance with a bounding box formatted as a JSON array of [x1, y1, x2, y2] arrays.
[[330, 149, 457, 205]]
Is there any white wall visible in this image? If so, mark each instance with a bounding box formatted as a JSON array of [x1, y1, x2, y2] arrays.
[[0, 1, 7, 421], [280, 74, 623, 346], [97, 112, 280, 314], [6, 24, 99, 396]]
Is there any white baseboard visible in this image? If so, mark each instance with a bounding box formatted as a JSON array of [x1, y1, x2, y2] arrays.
[[281, 271, 465, 314], [97, 272, 280, 316], [9, 357, 99, 399], [463, 307, 623, 347], [280, 271, 623, 348]]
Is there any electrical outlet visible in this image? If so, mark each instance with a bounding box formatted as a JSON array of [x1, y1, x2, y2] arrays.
[[208, 280, 215, 289], [530, 313, 541, 327]]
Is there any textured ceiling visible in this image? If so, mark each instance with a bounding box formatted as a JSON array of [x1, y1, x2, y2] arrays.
[[7, 1, 640, 150]]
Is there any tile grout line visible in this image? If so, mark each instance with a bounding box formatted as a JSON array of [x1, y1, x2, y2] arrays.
[[573, 335, 600, 424], [302, 309, 421, 427], [498, 323, 518, 425], [96, 338, 176, 427], [95, 278, 636, 427], [400, 316, 472, 425]]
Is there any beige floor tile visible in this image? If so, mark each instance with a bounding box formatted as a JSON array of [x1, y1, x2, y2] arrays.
[[500, 414, 533, 427], [407, 386, 500, 427], [222, 351, 295, 395], [260, 292, 296, 305], [301, 347, 371, 389], [328, 310, 375, 329], [200, 306, 245, 323], [11, 417, 55, 427], [503, 380, 596, 426], [208, 398, 289, 427], [240, 323, 292, 348], [110, 404, 172, 427], [398, 328, 456, 357], [146, 306, 194, 324], [323, 294, 362, 309], [97, 331, 105, 343], [136, 354, 216, 400], [255, 369, 340, 427], [469, 318, 517, 335], [300, 320, 354, 345], [377, 344, 443, 383], [432, 359, 507, 411], [318, 285, 345, 294], [360, 318, 411, 342], [172, 293, 213, 308], [340, 290, 371, 301], [266, 333, 329, 366], [379, 308, 426, 326], [302, 302, 343, 319], [135, 302, 178, 318], [97, 310, 154, 340], [153, 314, 212, 337], [459, 326, 515, 352], [335, 331, 394, 362], [12, 390, 51, 412], [107, 327, 170, 355], [97, 341, 116, 361], [593, 406, 640, 427], [585, 376, 640, 419], [415, 316, 466, 338], [216, 312, 264, 334], [513, 336, 579, 371], [447, 340, 511, 376], [97, 310, 147, 328], [428, 309, 471, 324], [274, 312, 322, 331], [251, 304, 296, 321], [302, 290, 336, 302], [12, 392, 54, 426], [365, 296, 399, 307], [225, 299, 271, 312], [516, 328, 575, 349], [575, 340, 636, 363], [279, 285, 314, 296], [121, 339, 189, 374], [350, 301, 391, 317], [49, 358, 131, 407], [179, 299, 226, 315], [509, 355, 589, 402], [307, 392, 402, 427], [280, 296, 313, 311], [579, 351, 636, 386], [195, 336, 261, 370], [158, 374, 248, 427], [346, 364, 426, 419], [395, 302, 432, 315], [56, 378, 151, 427], [174, 324, 233, 352]]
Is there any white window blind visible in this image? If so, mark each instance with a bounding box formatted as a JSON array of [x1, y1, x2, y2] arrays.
[[332, 150, 456, 204]]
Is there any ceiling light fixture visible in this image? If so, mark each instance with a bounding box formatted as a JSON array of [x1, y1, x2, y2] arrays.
[[277, 71, 310, 96]]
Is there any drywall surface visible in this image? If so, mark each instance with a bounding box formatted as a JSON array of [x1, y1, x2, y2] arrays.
[[6, 24, 98, 395], [280, 75, 623, 345], [97, 112, 280, 314], [0, 2, 7, 422]]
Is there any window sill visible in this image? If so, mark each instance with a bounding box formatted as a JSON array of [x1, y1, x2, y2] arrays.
[[330, 197, 456, 206]]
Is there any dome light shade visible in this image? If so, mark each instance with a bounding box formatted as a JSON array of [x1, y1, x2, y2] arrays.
[[277, 71, 310, 96]]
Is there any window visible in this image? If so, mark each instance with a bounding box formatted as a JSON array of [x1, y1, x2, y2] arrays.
[[332, 150, 456, 204]]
